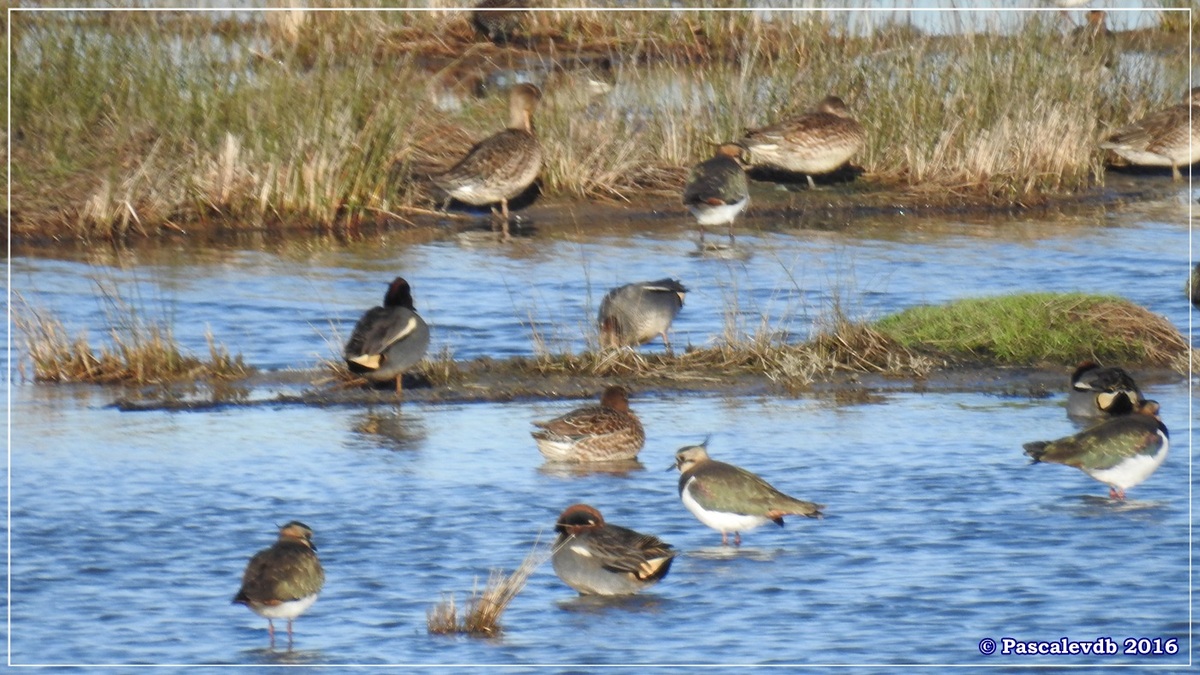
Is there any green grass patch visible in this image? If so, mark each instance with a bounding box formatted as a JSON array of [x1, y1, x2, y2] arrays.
[[874, 292, 1186, 366]]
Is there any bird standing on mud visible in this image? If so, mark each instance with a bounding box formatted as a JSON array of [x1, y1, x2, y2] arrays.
[[344, 276, 431, 396], [683, 143, 750, 248], [433, 83, 544, 241], [598, 278, 688, 351], [1100, 87, 1200, 182], [739, 94, 866, 189]]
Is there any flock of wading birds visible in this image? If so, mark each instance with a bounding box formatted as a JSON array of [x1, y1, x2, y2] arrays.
[[234, 286, 1173, 647], [232, 16, 1194, 646]]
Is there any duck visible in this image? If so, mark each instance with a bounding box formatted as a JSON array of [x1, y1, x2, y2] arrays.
[[531, 385, 645, 462], [343, 277, 431, 395], [598, 279, 688, 351], [682, 143, 750, 247], [471, 0, 529, 45], [233, 521, 325, 649], [552, 504, 676, 596], [1024, 399, 1168, 500], [671, 439, 823, 546], [1100, 87, 1200, 182], [739, 95, 866, 189], [1066, 361, 1142, 419], [433, 83, 543, 240]]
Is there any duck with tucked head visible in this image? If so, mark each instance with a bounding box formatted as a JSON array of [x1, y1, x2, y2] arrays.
[[598, 278, 688, 351], [552, 504, 676, 596], [343, 277, 431, 396], [1100, 87, 1200, 182], [739, 95, 866, 189], [1066, 361, 1142, 419], [433, 83, 543, 241]]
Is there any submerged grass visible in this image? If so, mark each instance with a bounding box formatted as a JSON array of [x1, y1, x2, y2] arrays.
[[10, 6, 1191, 239]]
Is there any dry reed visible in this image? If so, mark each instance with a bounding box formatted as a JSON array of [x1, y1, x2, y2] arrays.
[[427, 541, 548, 637]]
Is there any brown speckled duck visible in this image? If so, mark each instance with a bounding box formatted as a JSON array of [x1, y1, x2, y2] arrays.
[[531, 385, 645, 463], [740, 95, 866, 188], [471, 0, 530, 45], [1101, 87, 1200, 182], [433, 83, 543, 240], [552, 504, 676, 596]]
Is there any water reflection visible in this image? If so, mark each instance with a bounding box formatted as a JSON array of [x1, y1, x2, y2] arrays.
[[348, 410, 429, 453], [537, 459, 645, 479]]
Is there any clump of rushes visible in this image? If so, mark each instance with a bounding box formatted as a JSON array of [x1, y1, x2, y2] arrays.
[[13, 294, 252, 385], [875, 293, 1187, 366], [427, 542, 548, 637]]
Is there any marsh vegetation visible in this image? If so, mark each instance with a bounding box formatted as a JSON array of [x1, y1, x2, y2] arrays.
[[9, 5, 1194, 240]]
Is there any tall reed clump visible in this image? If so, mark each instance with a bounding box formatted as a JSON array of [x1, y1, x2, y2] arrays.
[[427, 541, 548, 637], [12, 290, 252, 385]]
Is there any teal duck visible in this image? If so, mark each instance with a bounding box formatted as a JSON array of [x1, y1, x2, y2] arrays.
[[740, 95, 866, 188], [233, 521, 325, 649], [1100, 87, 1200, 182], [552, 504, 676, 596], [344, 277, 431, 394], [598, 278, 688, 351], [1024, 400, 1168, 500], [531, 385, 645, 463], [433, 83, 543, 240], [683, 143, 750, 246], [1066, 361, 1142, 419], [671, 440, 823, 546]]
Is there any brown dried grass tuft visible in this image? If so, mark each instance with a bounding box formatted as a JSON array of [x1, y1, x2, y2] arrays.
[[427, 540, 548, 637], [13, 292, 252, 385]]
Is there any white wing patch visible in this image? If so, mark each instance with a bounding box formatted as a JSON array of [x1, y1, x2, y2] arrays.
[[382, 317, 419, 350]]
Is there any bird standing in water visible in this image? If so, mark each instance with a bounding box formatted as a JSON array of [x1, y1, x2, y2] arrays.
[[233, 521, 325, 649]]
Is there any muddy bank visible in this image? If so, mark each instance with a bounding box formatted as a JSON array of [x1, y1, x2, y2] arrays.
[[110, 362, 1189, 413], [10, 168, 1189, 254]]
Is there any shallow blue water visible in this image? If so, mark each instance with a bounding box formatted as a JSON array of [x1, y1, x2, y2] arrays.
[[8, 190, 1196, 668]]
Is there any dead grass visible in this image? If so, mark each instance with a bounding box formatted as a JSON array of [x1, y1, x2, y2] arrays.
[[10, 7, 1192, 240], [13, 292, 252, 385], [427, 540, 548, 637]]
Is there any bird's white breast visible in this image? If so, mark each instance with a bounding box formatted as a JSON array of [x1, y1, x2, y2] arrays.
[[681, 476, 770, 533]]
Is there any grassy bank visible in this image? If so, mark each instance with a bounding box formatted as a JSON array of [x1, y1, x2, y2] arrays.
[[10, 5, 1191, 240]]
